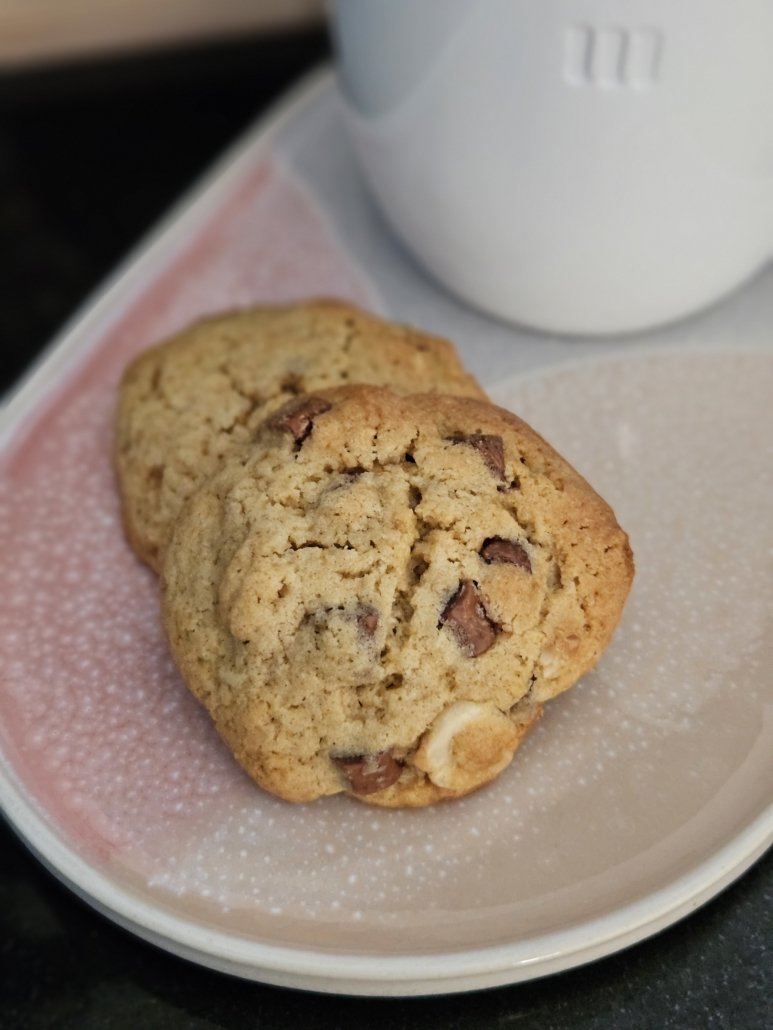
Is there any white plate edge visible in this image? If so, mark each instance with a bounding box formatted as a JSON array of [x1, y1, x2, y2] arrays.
[[1, 757, 770, 995]]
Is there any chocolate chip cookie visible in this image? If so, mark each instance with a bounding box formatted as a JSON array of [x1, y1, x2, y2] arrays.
[[161, 386, 633, 806], [114, 299, 485, 571]]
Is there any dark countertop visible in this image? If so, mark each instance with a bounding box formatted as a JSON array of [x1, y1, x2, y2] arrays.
[[1, 29, 771, 1030]]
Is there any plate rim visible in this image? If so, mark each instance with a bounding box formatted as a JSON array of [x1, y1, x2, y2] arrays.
[[1, 65, 771, 996], [2, 758, 771, 995]]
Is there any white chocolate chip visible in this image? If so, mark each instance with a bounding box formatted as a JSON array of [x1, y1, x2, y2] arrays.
[[539, 633, 581, 681], [413, 701, 520, 792], [538, 647, 562, 680]]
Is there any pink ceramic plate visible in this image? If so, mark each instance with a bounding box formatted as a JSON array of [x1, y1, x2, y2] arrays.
[[1, 69, 771, 996]]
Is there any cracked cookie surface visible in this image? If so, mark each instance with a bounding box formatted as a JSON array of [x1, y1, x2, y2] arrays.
[[161, 386, 634, 806], [114, 299, 485, 571]]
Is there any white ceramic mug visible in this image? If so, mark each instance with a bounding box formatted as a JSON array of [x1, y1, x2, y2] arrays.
[[330, 0, 773, 335]]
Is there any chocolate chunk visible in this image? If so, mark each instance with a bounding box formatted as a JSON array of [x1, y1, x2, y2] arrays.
[[480, 537, 532, 572], [439, 580, 498, 656], [448, 434, 505, 480], [267, 395, 331, 445], [357, 611, 379, 636], [333, 750, 402, 795]]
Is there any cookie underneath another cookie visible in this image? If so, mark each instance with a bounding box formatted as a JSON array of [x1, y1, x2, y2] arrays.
[[161, 386, 634, 806], [114, 299, 484, 572]]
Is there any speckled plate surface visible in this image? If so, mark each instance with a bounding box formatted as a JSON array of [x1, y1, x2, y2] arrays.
[[1, 69, 772, 996]]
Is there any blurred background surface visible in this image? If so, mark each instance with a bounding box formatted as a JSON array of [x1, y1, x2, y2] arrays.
[[0, 13, 327, 394], [0, 0, 324, 68]]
